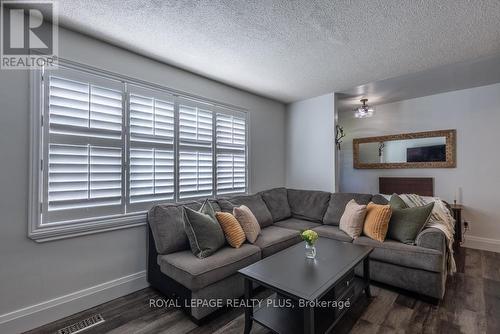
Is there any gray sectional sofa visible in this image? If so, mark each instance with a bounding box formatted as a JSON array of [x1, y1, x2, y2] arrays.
[[147, 188, 448, 322]]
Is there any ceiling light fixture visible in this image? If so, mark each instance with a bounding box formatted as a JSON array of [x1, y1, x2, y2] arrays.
[[354, 98, 375, 118]]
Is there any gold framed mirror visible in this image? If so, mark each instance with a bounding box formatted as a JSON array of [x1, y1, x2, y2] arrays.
[[353, 129, 456, 169]]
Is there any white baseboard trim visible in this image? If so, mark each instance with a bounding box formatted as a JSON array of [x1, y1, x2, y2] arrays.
[[0, 271, 148, 334], [463, 235, 500, 253]]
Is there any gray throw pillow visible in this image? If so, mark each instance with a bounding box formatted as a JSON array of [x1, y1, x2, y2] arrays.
[[183, 200, 226, 258], [388, 195, 434, 244]]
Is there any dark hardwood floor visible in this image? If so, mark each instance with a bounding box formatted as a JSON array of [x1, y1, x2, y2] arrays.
[[26, 247, 500, 334]]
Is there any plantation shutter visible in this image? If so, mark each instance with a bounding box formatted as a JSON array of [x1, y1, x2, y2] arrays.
[[178, 99, 214, 199], [43, 68, 125, 224], [37, 63, 248, 231], [215, 112, 247, 195], [128, 85, 175, 210]]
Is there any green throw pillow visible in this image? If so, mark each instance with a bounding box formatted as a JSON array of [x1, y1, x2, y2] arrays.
[[183, 199, 225, 258], [388, 196, 434, 244], [389, 193, 408, 209]]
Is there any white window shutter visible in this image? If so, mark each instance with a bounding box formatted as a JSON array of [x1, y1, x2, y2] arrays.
[[216, 153, 246, 194], [38, 64, 248, 231], [129, 148, 174, 203], [49, 75, 123, 137], [178, 101, 214, 199], [128, 86, 175, 207], [215, 113, 247, 195], [179, 151, 213, 199], [129, 93, 174, 142], [47, 144, 122, 211], [44, 68, 124, 224], [48, 76, 89, 128]]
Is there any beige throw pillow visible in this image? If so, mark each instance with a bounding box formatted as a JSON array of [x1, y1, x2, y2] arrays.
[[339, 199, 367, 239], [233, 205, 261, 243]]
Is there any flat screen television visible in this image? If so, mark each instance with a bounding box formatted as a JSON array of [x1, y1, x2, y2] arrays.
[[407, 144, 446, 162]]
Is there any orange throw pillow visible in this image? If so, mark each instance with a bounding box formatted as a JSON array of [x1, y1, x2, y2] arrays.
[[363, 202, 392, 242], [215, 212, 246, 248]]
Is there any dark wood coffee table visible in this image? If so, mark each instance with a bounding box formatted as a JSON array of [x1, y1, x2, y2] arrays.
[[238, 238, 373, 334]]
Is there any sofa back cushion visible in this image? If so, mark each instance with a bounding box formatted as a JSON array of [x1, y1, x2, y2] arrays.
[[371, 194, 389, 205], [287, 189, 331, 222], [148, 201, 201, 255], [218, 194, 273, 227], [260, 187, 291, 222], [323, 193, 373, 225], [206, 199, 221, 212]]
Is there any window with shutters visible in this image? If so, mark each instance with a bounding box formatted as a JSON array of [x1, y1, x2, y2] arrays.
[[29, 61, 248, 242], [43, 68, 125, 224], [128, 85, 175, 211], [215, 113, 247, 195], [178, 100, 214, 199]]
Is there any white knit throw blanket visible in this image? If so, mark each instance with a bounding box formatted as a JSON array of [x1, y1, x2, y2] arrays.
[[399, 194, 456, 274]]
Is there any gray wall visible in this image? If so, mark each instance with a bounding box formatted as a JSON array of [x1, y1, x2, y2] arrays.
[[285, 93, 336, 192], [339, 83, 500, 249], [0, 28, 286, 332]]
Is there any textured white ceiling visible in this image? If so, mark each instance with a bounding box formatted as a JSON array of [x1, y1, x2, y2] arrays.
[[337, 53, 500, 112], [54, 0, 500, 102]]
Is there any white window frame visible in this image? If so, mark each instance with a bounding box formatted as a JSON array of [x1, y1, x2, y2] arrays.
[[28, 59, 249, 242]]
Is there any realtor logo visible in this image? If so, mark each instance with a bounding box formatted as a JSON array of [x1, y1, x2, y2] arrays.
[[1, 0, 58, 69]]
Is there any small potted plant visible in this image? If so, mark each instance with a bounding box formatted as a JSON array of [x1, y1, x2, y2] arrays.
[[300, 229, 319, 259]]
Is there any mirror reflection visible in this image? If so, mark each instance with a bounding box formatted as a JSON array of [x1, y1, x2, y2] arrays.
[[358, 137, 447, 164]]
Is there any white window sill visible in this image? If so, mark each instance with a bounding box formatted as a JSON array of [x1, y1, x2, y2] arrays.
[[28, 213, 147, 243]]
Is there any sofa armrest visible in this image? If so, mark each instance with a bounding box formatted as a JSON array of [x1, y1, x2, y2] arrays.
[[416, 227, 446, 253]]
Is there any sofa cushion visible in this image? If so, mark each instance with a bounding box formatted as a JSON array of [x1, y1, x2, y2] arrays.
[[323, 193, 372, 225], [353, 236, 444, 272], [148, 201, 201, 255], [254, 226, 301, 258], [371, 194, 389, 205], [260, 187, 292, 222], [287, 189, 331, 222], [206, 199, 221, 212], [274, 218, 322, 231], [218, 194, 273, 227], [312, 225, 353, 242], [158, 244, 261, 290], [183, 201, 226, 258]]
